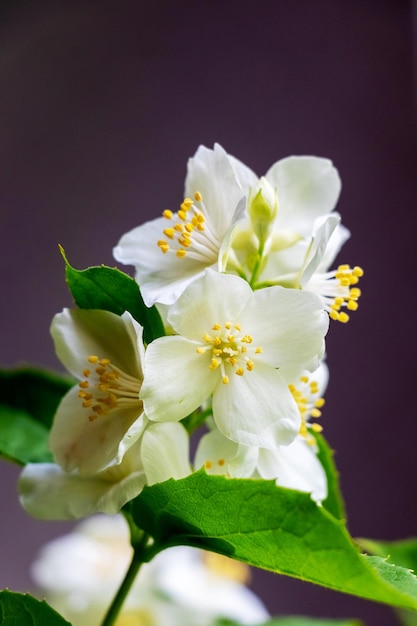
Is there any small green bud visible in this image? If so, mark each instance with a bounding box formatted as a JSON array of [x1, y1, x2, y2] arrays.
[[248, 177, 278, 246]]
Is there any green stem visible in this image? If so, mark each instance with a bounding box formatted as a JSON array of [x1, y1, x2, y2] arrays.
[[100, 534, 150, 626], [249, 240, 265, 288]]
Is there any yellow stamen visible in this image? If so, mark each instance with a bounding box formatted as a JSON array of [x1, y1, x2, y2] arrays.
[[181, 198, 193, 209], [163, 227, 175, 239], [157, 241, 170, 253], [347, 300, 358, 311], [311, 423, 323, 433]]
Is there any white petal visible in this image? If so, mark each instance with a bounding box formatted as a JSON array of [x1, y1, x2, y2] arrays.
[[19, 461, 146, 520], [242, 286, 328, 369], [168, 269, 253, 341], [316, 222, 351, 272], [51, 309, 143, 380], [218, 197, 248, 272], [141, 422, 190, 484], [49, 386, 145, 475], [212, 364, 301, 448], [194, 429, 239, 475], [141, 336, 217, 422], [266, 156, 341, 235], [314, 361, 329, 396], [114, 216, 213, 306], [195, 429, 258, 478], [226, 152, 259, 189], [257, 437, 327, 503], [185, 144, 245, 235], [300, 214, 341, 286], [228, 444, 260, 478]]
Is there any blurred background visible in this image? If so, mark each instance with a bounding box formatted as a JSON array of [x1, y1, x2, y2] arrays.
[[0, 1, 416, 624]]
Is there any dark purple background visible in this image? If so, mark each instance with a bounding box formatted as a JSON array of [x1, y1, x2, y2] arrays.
[[1, 1, 416, 624]]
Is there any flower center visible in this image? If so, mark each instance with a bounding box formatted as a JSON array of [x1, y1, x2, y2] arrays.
[[289, 374, 325, 445], [196, 322, 263, 384], [156, 191, 219, 263], [309, 264, 364, 323], [78, 355, 142, 422]]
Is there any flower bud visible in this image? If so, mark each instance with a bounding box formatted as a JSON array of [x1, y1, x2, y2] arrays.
[[248, 177, 278, 246]]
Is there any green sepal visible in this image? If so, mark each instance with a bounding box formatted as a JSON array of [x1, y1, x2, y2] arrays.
[[0, 590, 71, 625], [60, 246, 165, 344], [0, 367, 73, 465], [130, 471, 417, 611]]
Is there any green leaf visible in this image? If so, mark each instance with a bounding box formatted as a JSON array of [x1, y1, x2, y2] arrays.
[[357, 537, 417, 625], [0, 367, 73, 430], [61, 247, 165, 344], [0, 590, 71, 625], [0, 367, 73, 464], [0, 406, 52, 464], [314, 432, 346, 521], [358, 537, 417, 572], [131, 472, 417, 611]]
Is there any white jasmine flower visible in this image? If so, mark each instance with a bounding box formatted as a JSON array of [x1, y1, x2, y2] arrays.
[[195, 364, 329, 503], [49, 308, 145, 475], [141, 270, 328, 449], [226, 151, 364, 321], [31, 514, 269, 626], [113, 144, 246, 306], [19, 422, 190, 520]]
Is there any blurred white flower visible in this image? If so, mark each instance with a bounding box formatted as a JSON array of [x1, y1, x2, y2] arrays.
[[32, 514, 269, 626]]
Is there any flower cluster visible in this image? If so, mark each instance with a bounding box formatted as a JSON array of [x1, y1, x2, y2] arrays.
[[19, 144, 363, 519]]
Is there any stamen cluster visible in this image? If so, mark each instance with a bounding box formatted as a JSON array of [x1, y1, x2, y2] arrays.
[[157, 191, 218, 263], [289, 375, 325, 445], [196, 321, 262, 385], [78, 355, 142, 422]]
